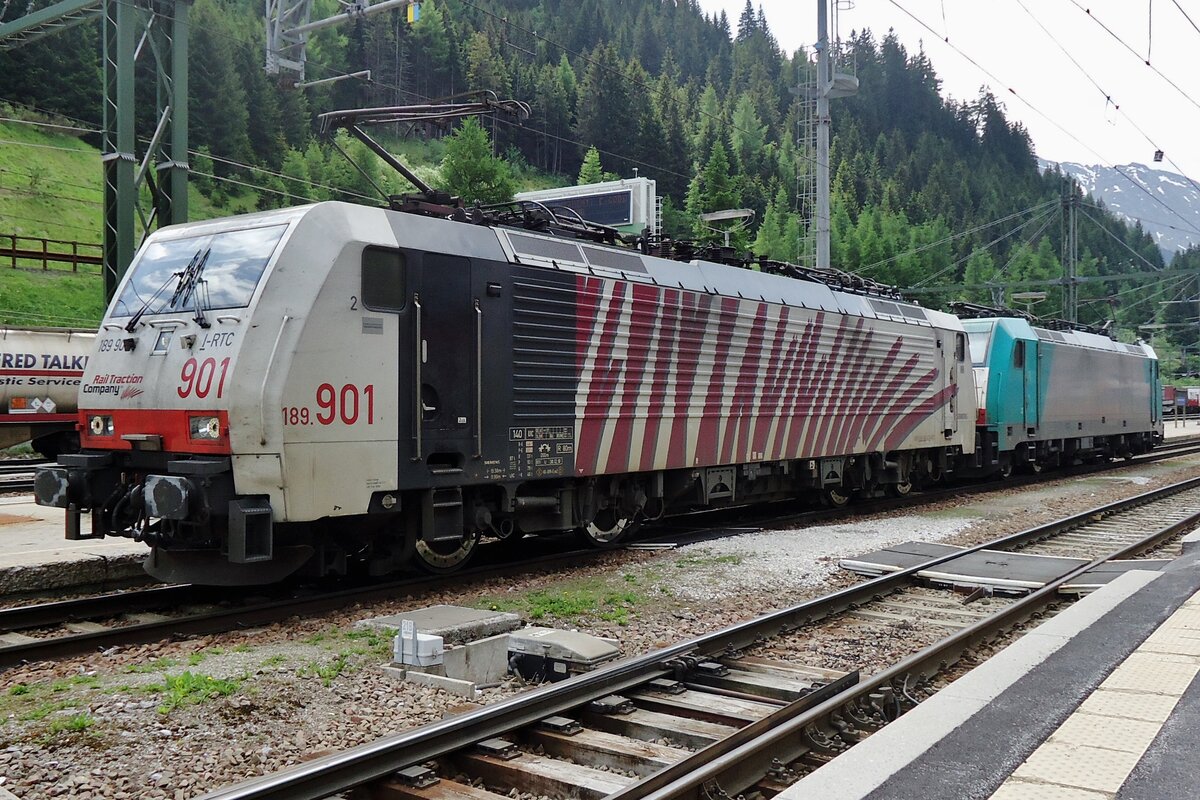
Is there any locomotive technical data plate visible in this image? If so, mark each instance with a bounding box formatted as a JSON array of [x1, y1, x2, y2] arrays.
[[506, 425, 574, 479]]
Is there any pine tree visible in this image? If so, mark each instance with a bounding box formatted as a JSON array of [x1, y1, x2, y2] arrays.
[[440, 116, 516, 204], [729, 93, 767, 176], [280, 148, 313, 203], [578, 147, 604, 185], [465, 32, 511, 95], [686, 143, 746, 246], [189, 0, 252, 171], [753, 187, 790, 259], [409, 0, 453, 96], [576, 44, 636, 175], [691, 84, 726, 164]]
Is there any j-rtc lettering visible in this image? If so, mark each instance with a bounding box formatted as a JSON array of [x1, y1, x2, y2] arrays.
[[200, 332, 235, 350]]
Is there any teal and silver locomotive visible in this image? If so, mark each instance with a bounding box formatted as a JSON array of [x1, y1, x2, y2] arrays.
[[962, 313, 1161, 476]]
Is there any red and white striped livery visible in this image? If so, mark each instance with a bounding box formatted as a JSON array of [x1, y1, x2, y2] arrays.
[[571, 276, 967, 476]]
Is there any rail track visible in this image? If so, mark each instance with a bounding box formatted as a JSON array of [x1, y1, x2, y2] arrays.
[[0, 458, 46, 493], [3, 438, 1200, 670], [192, 474, 1200, 800]]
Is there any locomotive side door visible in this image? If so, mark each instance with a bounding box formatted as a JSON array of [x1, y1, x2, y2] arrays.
[[417, 253, 476, 463], [948, 332, 967, 434], [1016, 338, 1039, 434]]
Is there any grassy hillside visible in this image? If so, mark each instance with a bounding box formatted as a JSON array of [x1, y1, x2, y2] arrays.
[[0, 115, 106, 327], [0, 108, 566, 329], [0, 112, 247, 327]]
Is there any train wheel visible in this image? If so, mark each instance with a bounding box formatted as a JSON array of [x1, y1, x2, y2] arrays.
[[888, 481, 913, 498], [823, 487, 852, 507], [413, 535, 478, 574], [998, 460, 1013, 479], [577, 507, 635, 548]]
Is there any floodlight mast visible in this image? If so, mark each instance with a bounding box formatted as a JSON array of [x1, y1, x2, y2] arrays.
[[814, 0, 857, 270]]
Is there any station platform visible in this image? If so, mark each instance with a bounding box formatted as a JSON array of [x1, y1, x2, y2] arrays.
[[780, 536, 1200, 800], [1163, 417, 1200, 439], [0, 496, 148, 594]]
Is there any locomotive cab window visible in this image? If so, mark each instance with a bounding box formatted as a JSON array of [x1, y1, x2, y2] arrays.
[[955, 333, 966, 362], [1013, 340, 1025, 368], [362, 248, 406, 311], [112, 224, 285, 318], [966, 328, 992, 366]]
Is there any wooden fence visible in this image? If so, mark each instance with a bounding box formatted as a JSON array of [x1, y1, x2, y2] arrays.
[[0, 234, 103, 273]]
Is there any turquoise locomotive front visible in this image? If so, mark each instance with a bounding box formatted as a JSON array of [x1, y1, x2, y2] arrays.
[[965, 317, 1160, 468]]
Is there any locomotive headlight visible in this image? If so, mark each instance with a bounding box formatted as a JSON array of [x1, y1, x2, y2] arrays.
[[88, 415, 114, 436], [189, 415, 222, 440]]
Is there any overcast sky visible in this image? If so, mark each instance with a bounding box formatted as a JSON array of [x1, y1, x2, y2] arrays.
[[697, 1, 1200, 181]]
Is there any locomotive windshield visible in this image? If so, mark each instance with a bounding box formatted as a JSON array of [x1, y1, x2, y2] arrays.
[[110, 224, 286, 318], [966, 327, 993, 366]]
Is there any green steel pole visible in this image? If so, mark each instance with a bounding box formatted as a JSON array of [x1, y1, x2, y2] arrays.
[[157, 0, 190, 227], [102, 0, 137, 300]]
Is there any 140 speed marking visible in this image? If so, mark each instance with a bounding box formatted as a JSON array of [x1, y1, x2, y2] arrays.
[[283, 383, 375, 426]]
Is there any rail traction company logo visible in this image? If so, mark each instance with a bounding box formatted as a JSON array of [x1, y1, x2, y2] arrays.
[[82, 373, 144, 397]]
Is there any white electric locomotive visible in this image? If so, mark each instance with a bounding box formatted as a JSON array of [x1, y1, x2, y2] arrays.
[[35, 200, 977, 585]]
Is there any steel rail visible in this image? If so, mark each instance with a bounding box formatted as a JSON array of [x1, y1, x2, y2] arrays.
[[6, 443, 1200, 663], [195, 474, 1200, 800], [0, 548, 593, 668], [0, 583, 204, 632], [614, 488, 1200, 800]]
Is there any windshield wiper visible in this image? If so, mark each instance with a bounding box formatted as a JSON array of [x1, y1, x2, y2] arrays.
[[192, 276, 212, 329], [126, 244, 213, 331], [124, 248, 208, 333], [168, 247, 210, 312]]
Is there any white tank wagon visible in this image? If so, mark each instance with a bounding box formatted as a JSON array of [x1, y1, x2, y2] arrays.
[[0, 327, 93, 456]]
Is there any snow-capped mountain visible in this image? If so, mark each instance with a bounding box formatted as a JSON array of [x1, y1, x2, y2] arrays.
[[1039, 160, 1200, 260]]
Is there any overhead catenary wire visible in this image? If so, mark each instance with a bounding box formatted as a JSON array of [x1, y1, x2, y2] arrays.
[[1171, 0, 1200, 37], [1, 0, 1188, 312], [910, 205, 1059, 288], [0, 115, 94, 134], [0, 211, 101, 236], [0, 98, 380, 204], [450, 0, 820, 171], [886, 0, 1200, 240], [859, 198, 1058, 275], [0, 165, 103, 194], [1014, 0, 1200, 201], [1066, 0, 1200, 116], [0, 308, 102, 327], [989, 208, 1059, 281], [1080, 201, 1199, 241], [92, 0, 703, 185], [1078, 205, 1168, 273]]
